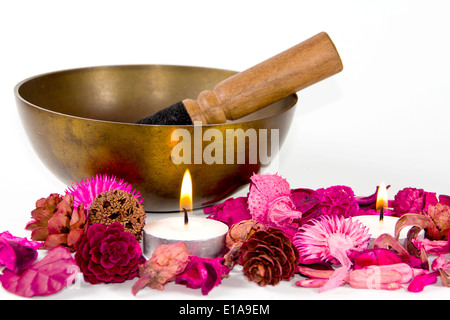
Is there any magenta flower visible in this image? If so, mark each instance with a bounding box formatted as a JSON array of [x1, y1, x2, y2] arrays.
[[65, 174, 143, 210], [74, 222, 145, 284], [392, 187, 437, 215], [293, 216, 370, 292], [175, 256, 230, 295], [315, 185, 359, 218]]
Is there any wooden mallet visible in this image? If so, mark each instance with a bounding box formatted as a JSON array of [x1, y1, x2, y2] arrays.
[[136, 32, 343, 125]]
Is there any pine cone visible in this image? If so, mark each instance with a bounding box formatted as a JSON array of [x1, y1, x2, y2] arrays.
[[26, 194, 88, 252], [239, 228, 299, 286], [89, 189, 146, 241]]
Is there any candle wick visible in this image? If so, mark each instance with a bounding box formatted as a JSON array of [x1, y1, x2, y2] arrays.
[[379, 206, 384, 222], [183, 208, 189, 226]]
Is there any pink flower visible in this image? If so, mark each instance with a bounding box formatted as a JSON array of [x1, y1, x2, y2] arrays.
[[293, 216, 370, 292], [315, 185, 359, 218], [175, 256, 230, 295], [65, 174, 143, 210], [392, 187, 437, 215], [247, 173, 302, 228], [0, 231, 41, 273], [294, 216, 370, 265]]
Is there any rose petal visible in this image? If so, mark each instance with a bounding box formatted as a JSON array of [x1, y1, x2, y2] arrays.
[[0, 246, 77, 297], [353, 248, 403, 269], [175, 256, 230, 295], [407, 272, 438, 292], [205, 197, 251, 227]]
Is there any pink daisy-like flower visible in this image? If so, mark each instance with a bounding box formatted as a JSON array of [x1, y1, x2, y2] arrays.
[[65, 174, 143, 210], [293, 215, 370, 292]]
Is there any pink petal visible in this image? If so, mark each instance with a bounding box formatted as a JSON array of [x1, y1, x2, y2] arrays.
[[175, 256, 230, 295], [0, 246, 77, 297], [407, 272, 438, 293], [353, 248, 403, 269], [318, 265, 349, 293], [0, 232, 41, 273]]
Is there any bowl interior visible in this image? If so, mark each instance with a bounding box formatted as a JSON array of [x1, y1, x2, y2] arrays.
[[16, 65, 298, 212]]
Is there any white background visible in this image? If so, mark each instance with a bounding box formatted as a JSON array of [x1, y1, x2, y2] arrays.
[[1, 0, 449, 300]]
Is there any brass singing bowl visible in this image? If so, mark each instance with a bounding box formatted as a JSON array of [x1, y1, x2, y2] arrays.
[[15, 65, 297, 212]]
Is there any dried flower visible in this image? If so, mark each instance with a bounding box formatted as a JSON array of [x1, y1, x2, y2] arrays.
[[223, 219, 264, 268], [239, 228, 299, 286], [348, 263, 413, 290], [425, 203, 450, 240], [296, 262, 414, 290], [293, 215, 370, 292], [74, 222, 144, 284], [247, 173, 302, 228], [205, 197, 251, 227], [0, 231, 41, 274], [0, 246, 77, 297], [175, 256, 230, 295], [132, 242, 191, 295], [294, 216, 370, 265], [226, 219, 264, 249], [89, 189, 146, 241], [392, 187, 438, 216], [25, 193, 63, 241], [290, 188, 321, 223], [26, 194, 88, 252], [65, 174, 143, 210], [315, 185, 359, 218]]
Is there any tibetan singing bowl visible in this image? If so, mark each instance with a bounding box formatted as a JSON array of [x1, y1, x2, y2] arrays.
[[15, 65, 297, 212]]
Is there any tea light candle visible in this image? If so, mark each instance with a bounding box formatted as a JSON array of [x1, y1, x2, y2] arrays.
[[352, 183, 422, 244], [143, 169, 229, 258], [352, 215, 405, 239], [143, 216, 229, 258]]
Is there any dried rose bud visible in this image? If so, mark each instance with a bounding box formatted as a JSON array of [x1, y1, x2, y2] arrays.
[[426, 203, 450, 240], [225, 219, 264, 249], [131, 242, 191, 295], [223, 219, 264, 268]]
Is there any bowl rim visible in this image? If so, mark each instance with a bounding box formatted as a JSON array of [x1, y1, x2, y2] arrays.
[[14, 64, 298, 127]]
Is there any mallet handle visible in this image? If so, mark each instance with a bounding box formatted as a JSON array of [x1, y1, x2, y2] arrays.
[[183, 32, 343, 124]]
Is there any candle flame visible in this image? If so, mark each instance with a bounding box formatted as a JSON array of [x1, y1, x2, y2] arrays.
[[180, 169, 193, 217], [376, 182, 388, 211]]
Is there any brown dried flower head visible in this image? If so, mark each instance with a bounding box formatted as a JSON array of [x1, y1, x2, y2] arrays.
[[26, 193, 88, 251], [89, 189, 146, 241]]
